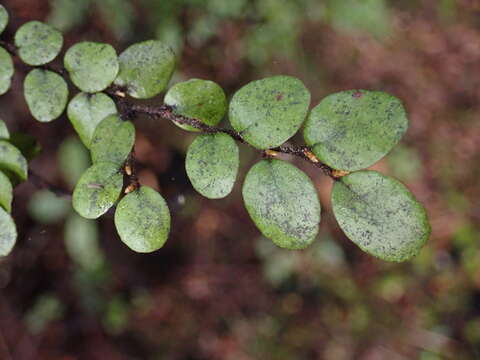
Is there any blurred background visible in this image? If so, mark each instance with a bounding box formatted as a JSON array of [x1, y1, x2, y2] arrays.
[[0, 0, 479, 359]]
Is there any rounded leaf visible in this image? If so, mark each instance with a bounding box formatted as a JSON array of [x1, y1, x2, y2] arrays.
[[186, 133, 239, 199], [331, 170, 430, 262], [165, 79, 227, 132], [64, 42, 119, 92], [0, 171, 12, 212], [229, 75, 310, 149], [0, 140, 28, 182], [28, 190, 70, 224], [14, 21, 63, 66], [114, 40, 175, 99], [0, 5, 8, 35], [114, 186, 171, 253], [242, 159, 320, 249], [90, 114, 135, 166], [0, 207, 16, 256], [0, 119, 9, 139], [303, 90, 408, 171], [72, 162, 123, 219], [24, 69, 68, 122], [67, 92, 117, 148], [0, 47, 14, 95]]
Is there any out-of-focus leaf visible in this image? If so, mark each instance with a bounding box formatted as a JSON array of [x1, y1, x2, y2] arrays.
[[47, 0, 90, 32], [67, 92, 117, 148], [114, 186, 170, 253], [185, 133, 239, 199], [24, 69, 69, 122], [165, 78, 227, 132], [14, 21, 63, 66], [72, 162, 123, 219], [332, 170, 430, 262], [58, 137, 91, 188], [28, 190, 70, 224], [97, 0, 134, 41], [242, 159, 320, 249], [0, 207, 16, 256], [90, 114, 135, 166], [303, 90, 408, 171], [24, 294, 63, 334], [229, 76, 310, 149], [64, 42, 119, 92], [115, 40, 175, 99]]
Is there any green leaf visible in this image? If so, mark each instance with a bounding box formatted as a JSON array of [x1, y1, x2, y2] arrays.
[[90, 114, 135, 166], [0, 119, 9, 139], [0, 140, 28, 182], [64, 42, 119, 93], [58, 136, 91, 189], [186, 133, 239, 199], [0, 5, 8, 35], [114, 40, 175, 99], [24, 69, 69, 122], [0, 171, 12, 212], [28, 190, 70, 224], [0, 207, 16, 256], [72, 162, 123, 219], [242, 159, 320, 249], [67, 92, 117, 148], [165, 79, 227, 132], [14, 21, 63, 66], [229, 75, 310, 149], [303, 90, 408, 171], [8, 132, 42, 160], [114, 186, 170, 253], [0, 47, 14, 95], [331, 170, 430, 262]]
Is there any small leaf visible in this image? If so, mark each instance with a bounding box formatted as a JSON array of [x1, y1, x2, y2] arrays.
[[114, 40, 175, 99], [72, 162, 123, 219], [229, 75, 310, 149], [0, 5, 8, 35], [114, 186, 170, 253], [0, 47, 14, 95], [331, 170, 430, 262], [58, 136, 91, 188], [90, 114, 135, 166], [0, 119, 9, 139], [242, 159, 320, 249], [64, 42, 119, 93], [14, 21, 63, 66], [0, 140, 28, 182], [303, 90, 408, 171], [186, 133, 239, 199], [67, 92, 117, 148], [24, 69, 69, 122], [28, 190, 70, 224], [0, 171, 12, 212], [165, 78, 227, 132], [0, 207, 16, 256]]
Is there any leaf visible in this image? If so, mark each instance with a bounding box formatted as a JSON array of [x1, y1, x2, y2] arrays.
[[90, 114, 135, 166], [14, 21, 63, 66], [114, 186, 170, 253], [0, 140, 28, 182], [303, 90, 408, 171], [24, 69, 69, 122], [67, 92, 117, 148], [64, 42, 119, 93], [0, 119, 9, 139], [58, 136, 91, 189], [165, 78, 227, 132], [0, 5, 8, 35], [114, 40, 175, 99], [0, 171, 12, 212], [0, 46, 14, 95], [28, 190, 71, 224], [229, 75, 310, 149], [72, 162, 123, 219], [186, 133, 239, 199], [0, 207, 16, 256], [331, 170, 430, 262], [242, 159, 320, 249]]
